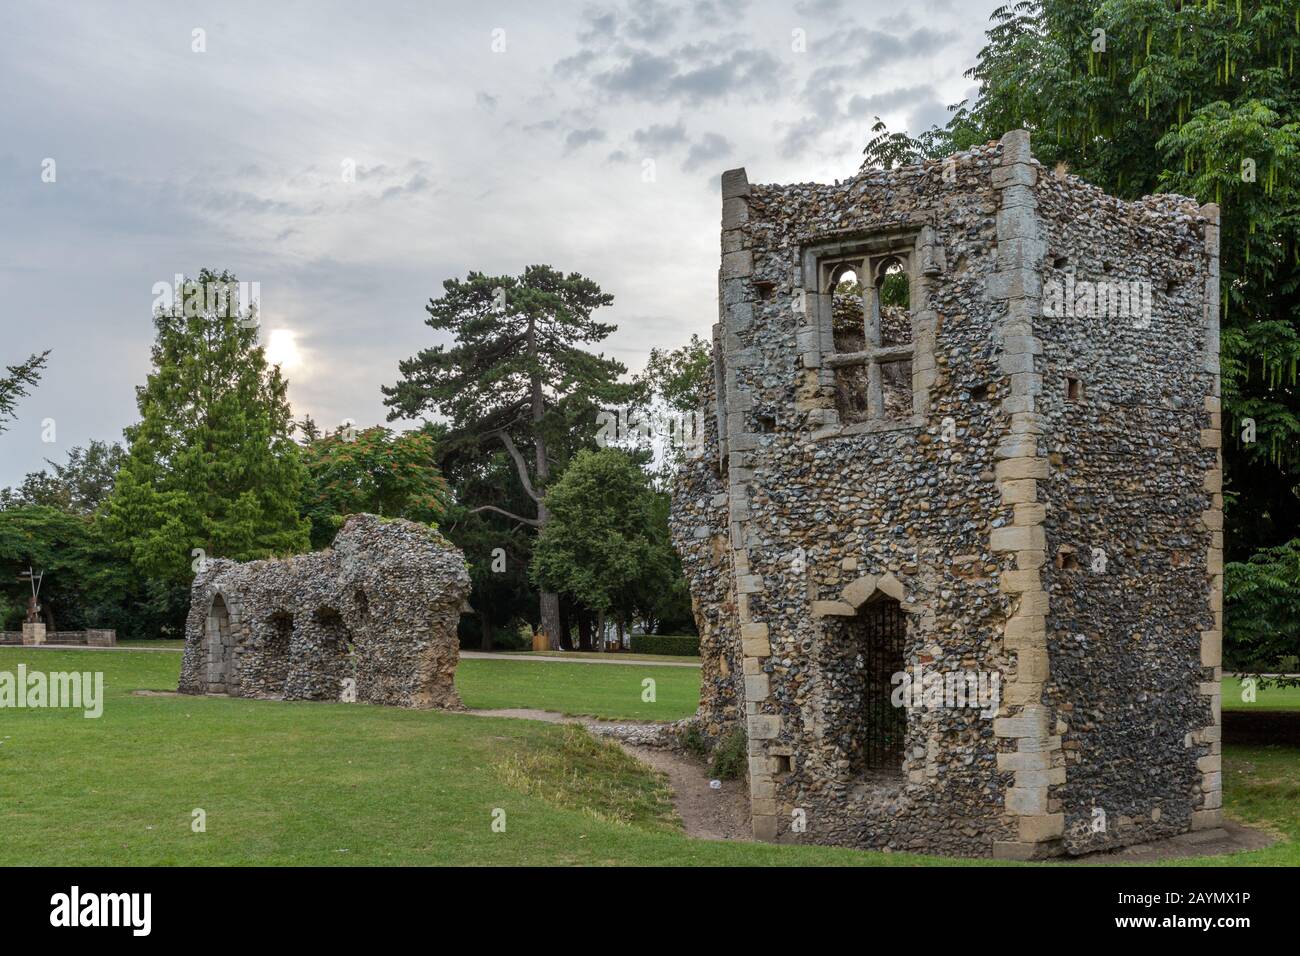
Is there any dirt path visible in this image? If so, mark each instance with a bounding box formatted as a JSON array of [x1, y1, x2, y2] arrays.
[[619, 742, 751, 841], [463, 708, 749, 840]]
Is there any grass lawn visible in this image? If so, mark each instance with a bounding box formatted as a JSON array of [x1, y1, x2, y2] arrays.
[[1223, 675, 1300, 710], [512, 650, 701, 665], [0, 648, 1295, 866], [456, 658, 698, 720]]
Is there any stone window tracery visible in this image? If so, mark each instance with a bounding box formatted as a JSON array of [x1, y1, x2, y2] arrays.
[[799, 226, 940, 434]]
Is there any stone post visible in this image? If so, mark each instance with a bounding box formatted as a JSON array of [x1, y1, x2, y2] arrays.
[[21, 622, 46, 645]]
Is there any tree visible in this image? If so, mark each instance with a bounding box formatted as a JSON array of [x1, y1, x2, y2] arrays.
[[639, 333, 712, 414], [383, 265, 632, 648], [0, 351, 49, 434], [299, 425, 451, 549], [0, 505, 95, 630], [1225, 538, 1300, 685], [101, 268, 309, 610], [1, 441, 126, 514], [530, 448, 673, 647]]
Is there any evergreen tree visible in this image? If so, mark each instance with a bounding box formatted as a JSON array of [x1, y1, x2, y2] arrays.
[[0, 351, 48, 434], [102, 268, 309, 597], [383, 265, 632, 649]]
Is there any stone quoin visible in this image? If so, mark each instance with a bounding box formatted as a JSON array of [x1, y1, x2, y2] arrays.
[[670, 130, 1223, 858]]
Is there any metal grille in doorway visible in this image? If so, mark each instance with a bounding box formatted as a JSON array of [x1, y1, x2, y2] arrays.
[[861, 599, 907, 772]]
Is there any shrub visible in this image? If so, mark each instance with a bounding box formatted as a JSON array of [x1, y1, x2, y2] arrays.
[[709, 727, 747, 780], [679, 722, 708, 758], [629, 634, 700, 656]]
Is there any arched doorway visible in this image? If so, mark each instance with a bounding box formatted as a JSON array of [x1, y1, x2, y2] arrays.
[[205, 594, 234, 693]]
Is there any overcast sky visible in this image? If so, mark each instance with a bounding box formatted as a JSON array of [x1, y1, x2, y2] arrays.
[[0, 0, 999, 487]]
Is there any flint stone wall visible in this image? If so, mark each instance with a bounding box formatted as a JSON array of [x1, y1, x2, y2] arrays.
[[670, 130, 1221, 858], [178, 513, 471, 709]]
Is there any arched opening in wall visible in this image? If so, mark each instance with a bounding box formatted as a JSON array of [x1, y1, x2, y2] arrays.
[[818, 594, 909, 781], [266, 610, 294, 695], [823, 594, 910, 778], [269, 611, 293, 654], [314, 607, 356, 663], [875, 258, 913, 420], [829, 262, 870, 422], [830, 264, 865, 352], [205, 594, 233, 693]]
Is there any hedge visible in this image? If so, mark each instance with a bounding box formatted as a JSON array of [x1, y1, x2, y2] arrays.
[[629, 634, 700, 657]]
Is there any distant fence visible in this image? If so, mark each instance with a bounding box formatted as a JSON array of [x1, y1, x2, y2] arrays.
[[0, 629, 116, 646]]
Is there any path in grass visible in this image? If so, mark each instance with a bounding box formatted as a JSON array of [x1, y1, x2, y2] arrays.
[[1, 648, 1295, 866]]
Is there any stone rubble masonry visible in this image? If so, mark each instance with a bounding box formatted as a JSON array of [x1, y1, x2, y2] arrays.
[[178, 514, 472, 709], [669, 129, 1221, 857]]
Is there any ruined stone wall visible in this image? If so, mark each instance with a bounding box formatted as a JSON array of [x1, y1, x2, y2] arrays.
[[672, 129, 1219, 858], [178, 514, 471, 709], [1031, 173, 1222, 852], [669, 370, 743, 741]]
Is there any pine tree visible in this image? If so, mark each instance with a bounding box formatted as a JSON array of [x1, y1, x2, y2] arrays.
[[383, 265, 631, 649], [102, 268, 309, 593], [0, 351, 48, 434]]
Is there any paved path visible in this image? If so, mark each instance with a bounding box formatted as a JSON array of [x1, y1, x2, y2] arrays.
[[459, 651, 699, 668], [2, 645, 700, 667], [0, 643, 182, 653]]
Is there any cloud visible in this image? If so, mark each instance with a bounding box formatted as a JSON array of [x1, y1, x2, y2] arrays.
[[794, 0, 843, 14], [0, 0, 999, 489], [845, 84, 936, 117], [816, 25, 958, 65], [590, 50, 679, 96], [565, 127, 608, 150], [693, 0, 752, 27], [631, 121, 689, 153], [683, 132, 732, 171]]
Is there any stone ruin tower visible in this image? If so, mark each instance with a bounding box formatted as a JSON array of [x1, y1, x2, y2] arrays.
[[670, 130, 1224, 858]]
